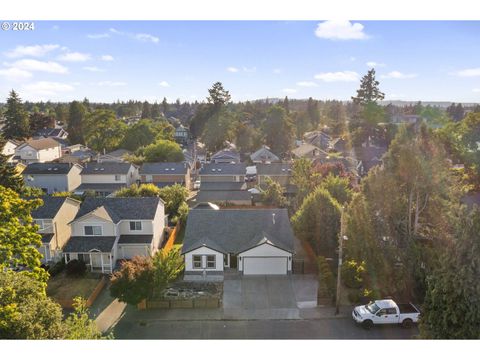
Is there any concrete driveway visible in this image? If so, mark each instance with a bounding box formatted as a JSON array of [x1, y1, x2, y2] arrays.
[[222, 273, 318, 319]]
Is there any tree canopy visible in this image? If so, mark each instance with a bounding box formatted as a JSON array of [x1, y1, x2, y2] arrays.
[[3, 90, 30, 140]]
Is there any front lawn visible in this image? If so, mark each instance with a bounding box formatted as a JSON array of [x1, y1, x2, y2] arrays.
[[47, 272, 102, 303]]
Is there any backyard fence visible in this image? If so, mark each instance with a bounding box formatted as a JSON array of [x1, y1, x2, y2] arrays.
[[162, 221, 181, 253], [138, 297, 221, 310]]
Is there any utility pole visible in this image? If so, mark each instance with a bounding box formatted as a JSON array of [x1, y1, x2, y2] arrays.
[[335, 207, 347, 315]]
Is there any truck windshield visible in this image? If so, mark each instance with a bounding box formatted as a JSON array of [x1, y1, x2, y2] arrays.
[[366, 302, 380, 314]]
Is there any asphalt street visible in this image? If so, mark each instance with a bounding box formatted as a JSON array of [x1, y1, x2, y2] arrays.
[[113, 318, 419, 339]]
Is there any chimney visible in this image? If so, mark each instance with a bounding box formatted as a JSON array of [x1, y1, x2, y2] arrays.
[[272, 213, 276, 225]]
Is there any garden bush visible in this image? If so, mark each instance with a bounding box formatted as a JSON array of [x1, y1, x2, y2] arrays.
[[66, 259, 87, 277], [341, 259, 366, 289], [317, 256, 336, 302], [48, 259, 66, 277]]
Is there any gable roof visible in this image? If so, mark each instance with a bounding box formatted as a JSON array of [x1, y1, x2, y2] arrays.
[[81, 162, 133, 175], [182, 208, 295, 255], [74, 197, 161, 223], [291, 143, 327, 158], [140, 162, 188, 175], [19, 137, 60, 151], [33, 127, 68, 138], [200, 163, 247, 175], [211, 148, 240, 161], [63, 236, 117, 253], [256, 163, 292, 176], [31, 196, 70, 219], [199, 182, 247, 191], [104, 149, 132, 158], [23, 162, 79, 175], [250, 146, 280, 163]]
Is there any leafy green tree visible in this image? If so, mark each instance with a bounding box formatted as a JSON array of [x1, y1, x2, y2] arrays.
[[114, 183, 161, 197], [29, 112, 55, 134], [293, 111, 312, 138], [258, 177, 287, 207], [151, 248, 185, 298], [110, 256, 154, 305], [420, 208, 480, 339], [158, 184, 189, 222], [202, 109, 235, 152], [263, 105, 295, 156], [291, 187, 341, 257], [320, 174, 353, 205], [64, 297, 108, 339], [141, 101, 152, 119], [0, 186, 47, 283], [51, 191, 83, 201], [307, 97, 320, 128], [291, 158, 322, 208], [120, 119, 173, 152], [3, 90, 30, 140], [84, 109, 127, 152], [55, 104, 69, 125], [234, 121, 261, 153], [0, 271, 64, 339], [0, 134, 24, 193], [67, 100, 87, 144], [141, 139, 184, 162]]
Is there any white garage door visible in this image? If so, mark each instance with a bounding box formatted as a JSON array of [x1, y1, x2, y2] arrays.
[[243, 257, 287, 275], [120, 246, 148, 259]]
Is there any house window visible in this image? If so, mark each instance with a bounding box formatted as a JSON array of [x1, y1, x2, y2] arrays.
[[34, 219, 44, 230], [84, 225, 102, 236], [115, 175, 121, 181], [129, 221, 142, 231], [206, 255, 216, 269], [193, 255, 202, 269]]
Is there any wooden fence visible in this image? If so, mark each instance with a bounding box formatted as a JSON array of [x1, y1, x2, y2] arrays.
[[138, 297, 221, 310]]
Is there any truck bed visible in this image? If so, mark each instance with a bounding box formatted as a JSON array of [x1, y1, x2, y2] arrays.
[[398, 303, 419, 314]]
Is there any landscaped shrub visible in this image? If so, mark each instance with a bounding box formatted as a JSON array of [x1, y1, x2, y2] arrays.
[[341, 259, 366, 289], [66, 259, 87, 277], [48, 259, 66, 277], [317, 256, 335, 303]]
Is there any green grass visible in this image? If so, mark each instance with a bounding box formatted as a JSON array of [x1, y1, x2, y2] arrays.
[[174, 223, 186, 245], [47, 272, 101, 301]]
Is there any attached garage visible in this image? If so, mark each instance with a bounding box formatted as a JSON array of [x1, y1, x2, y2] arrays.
[[243, 257, 288, 275], [118, 235, 154, 259]]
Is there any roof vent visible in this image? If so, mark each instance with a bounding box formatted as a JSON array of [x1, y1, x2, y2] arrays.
[[48, 167, 52, 170], [218, 169, 222, 172], [272, 213, 276, 224], [100, 168, 104, 171], [53, 167, 58, 170], [212, 169, 216, 172]]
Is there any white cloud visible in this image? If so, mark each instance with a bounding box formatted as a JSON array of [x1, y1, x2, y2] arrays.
[[57, 52, 91, 62], [88, 33, 111, 39], [454, 68, 480, 77], [273, 68, 282, 74], [315, 20, 369, 40], [473, 88, 480, 93], [227, 67, 239, 73], [97, 81, 127, 87], [282, 88, 298, 94], [242, 66, 256, 73], [349, 56, 356, 62], [23, 81, 74, 96], [5, 44, 60, 58], [314, 71, 359, 82], [83, 66, 104, 72], [296, 81, 318, 87], [109, 28, 123, 35], [366, 61, 386, 68], [100, 55, 114, 61], [134, 33, 159, 43], [10, 59, 68, 74], [52, 25, 60, 31], [159, 81, 170, 87], [381, 71, 417, 79], [0, 67, 33, 81]]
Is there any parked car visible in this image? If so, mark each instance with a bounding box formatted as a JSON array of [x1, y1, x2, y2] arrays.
[[352, 299, 420, 329]]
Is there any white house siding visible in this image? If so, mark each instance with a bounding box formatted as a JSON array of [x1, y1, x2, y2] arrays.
[[71, 216, 116, 237], [238, 243, 292, 273], [184, 246, 224, 272], [2, 141, 17, 158], [24, 174, 69, 194], [16, 145, 62, 163], [118, 220, 153, 235]]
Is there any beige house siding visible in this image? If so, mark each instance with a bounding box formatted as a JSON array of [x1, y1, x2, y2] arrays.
[[66, 165, 83, 191], [71, 215, 116, 236], [51, 199, 81, 252]]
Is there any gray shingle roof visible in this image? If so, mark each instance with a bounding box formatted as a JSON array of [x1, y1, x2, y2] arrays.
[[118, 235, 154, 244], [200, 163, 246, 175], [211, 149, 240, 161], [74, 183, 125, 193], [199, 182, 247, 191], [23, 162, 76, 175], [31, 196, 68, 219], [41, 233, 54, 244], [182, 208, 295, 255], [195, 190, 252, 203], [256, 163, 292, 175], [74, 197, 161, 222], [250, 146, 280, 162], [81, 162, 133, 175], [63, 236, 117, 253], [140, 162, 188, 175]]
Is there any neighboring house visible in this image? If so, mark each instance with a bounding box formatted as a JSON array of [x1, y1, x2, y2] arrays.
[[210, 148, 241, 164], [74, 162, 139, 196], [97, 148, 132, 163], [256, 163, 292, 186], [250, 145, 280, 164], [182, 208, 295, 279], [33, 127, 69, 140], [140, 162, 191, 189], [63, 197, 166, 273], [14, 138, 62, 164], [31, 196, 81, 263], [1, 139, 20, 162], [193, 182, 252, 206], [354, 145, 387, 177], [330, 137, 348, 154], [59, 144, 96, 164], [23, 162, 83, 194], [304, 130, 331, 150], [174, 124, 190, 144], [291, 143, 329, 160], [390, 114, 423, 125], [199, 163, 247, 183]]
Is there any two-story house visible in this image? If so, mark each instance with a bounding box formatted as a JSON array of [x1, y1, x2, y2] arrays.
[[74, 162, 139, 196], [23, 162, 83, 194], [199, 163, 247, 183], [14, 138, 62, 164], [140, 162, 191, 189], [1, 139, 21, 162], [31, 196, 81, 263], [62, 197, 166, 273], [174, 124, 189, 144], [256, 163, 292, 187]]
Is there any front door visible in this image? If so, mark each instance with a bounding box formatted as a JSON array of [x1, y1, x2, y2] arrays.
[[229, 254, 237, 269]]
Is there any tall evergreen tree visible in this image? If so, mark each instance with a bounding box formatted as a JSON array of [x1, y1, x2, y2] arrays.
[[141, 101, 152, 119], [67, 101, 86, 144], [207, 82, 231, 109], [3, 90, 30, 140], [0, 134, 24, 193], [161, 97, 169, 115], [351, 68, 385, 105]]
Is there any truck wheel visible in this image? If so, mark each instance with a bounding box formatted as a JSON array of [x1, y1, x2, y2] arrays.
[[362, 320, 373, 330], [402, 319, 413, 328]]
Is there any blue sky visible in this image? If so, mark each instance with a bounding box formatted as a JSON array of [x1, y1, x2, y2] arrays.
[[0, 21, 479, 103]]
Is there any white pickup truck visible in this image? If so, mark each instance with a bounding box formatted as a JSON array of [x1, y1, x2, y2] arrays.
[[352, 299, 420, 329]]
